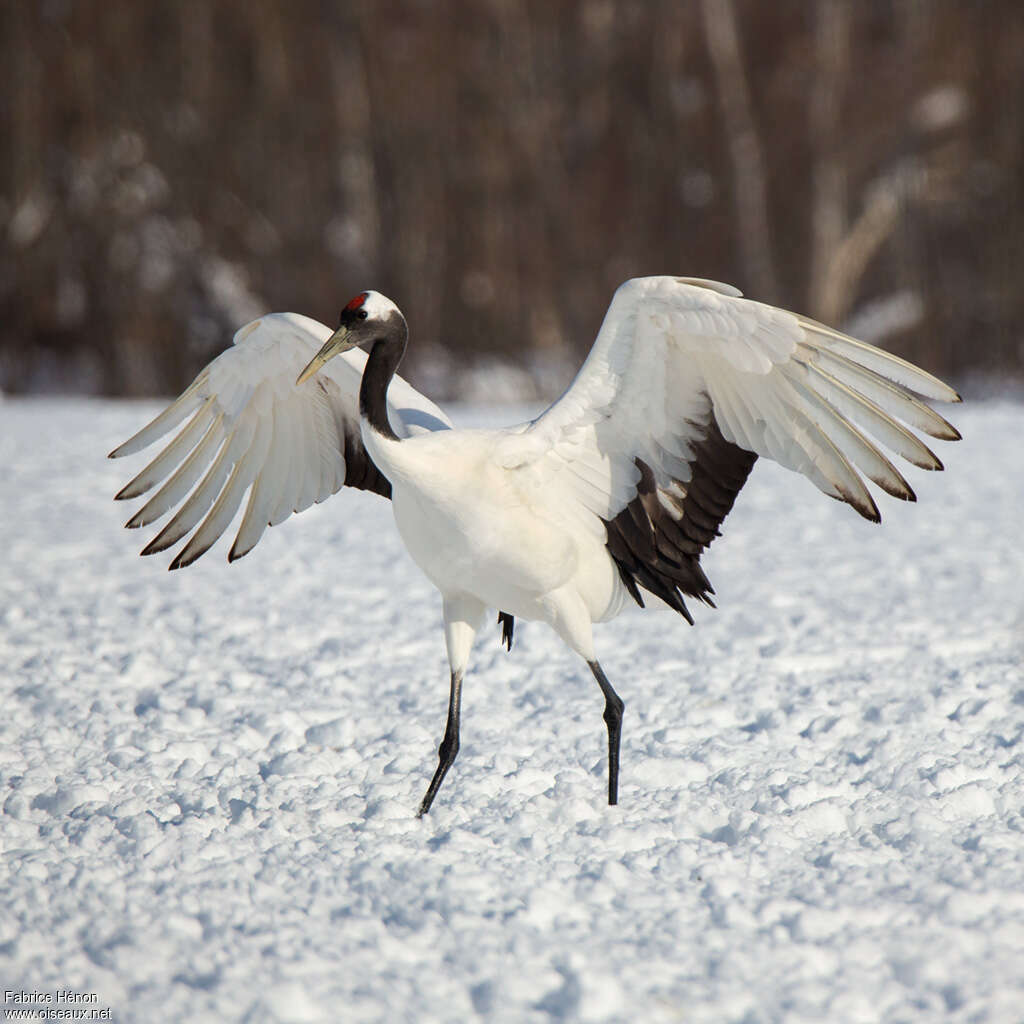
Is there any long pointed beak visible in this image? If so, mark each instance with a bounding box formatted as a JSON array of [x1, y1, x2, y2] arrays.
[[296, 326, 356, 385]]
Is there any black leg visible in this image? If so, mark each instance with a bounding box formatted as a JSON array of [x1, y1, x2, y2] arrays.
[[588, 660, 624, 805], [418, 670, 463, 816]]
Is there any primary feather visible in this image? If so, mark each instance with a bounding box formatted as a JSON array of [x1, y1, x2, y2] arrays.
[[111, 312, 450, 564], [110, 277, 960, 812]]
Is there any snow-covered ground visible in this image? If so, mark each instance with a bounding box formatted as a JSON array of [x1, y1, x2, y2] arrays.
[[1, 398, 1022, 1024]]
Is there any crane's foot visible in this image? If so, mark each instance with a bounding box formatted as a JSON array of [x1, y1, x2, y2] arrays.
[[417, 669, 463, 816]]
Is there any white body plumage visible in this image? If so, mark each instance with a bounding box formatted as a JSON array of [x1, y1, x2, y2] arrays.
[[373, 425, 626, 659], [110, 276, 961, 812]]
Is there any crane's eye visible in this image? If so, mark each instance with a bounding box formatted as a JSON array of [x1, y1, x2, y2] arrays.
[[357, 309, 368, 320]]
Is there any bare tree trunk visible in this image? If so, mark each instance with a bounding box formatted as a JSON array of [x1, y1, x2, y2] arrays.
[[808, 0, 851, 319], [8, 3, 42, 198], [329, 24, 381, 281], [702, 0, 779, 301], [180, 0, 213, 113], [818, 170, 916, 327]]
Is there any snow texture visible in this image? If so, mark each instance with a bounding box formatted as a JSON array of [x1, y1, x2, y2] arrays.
[[1, 398, 1023, 1024]]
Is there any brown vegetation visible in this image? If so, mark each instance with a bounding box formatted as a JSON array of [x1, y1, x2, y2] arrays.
[[1, 1, 1021, 397]]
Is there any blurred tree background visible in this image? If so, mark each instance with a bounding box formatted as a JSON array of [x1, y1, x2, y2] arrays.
[[1, 0, 1021, 398]]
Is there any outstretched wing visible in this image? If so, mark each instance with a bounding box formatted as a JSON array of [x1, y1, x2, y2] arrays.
[[110, 312, 451, 569], [514, 276, 961, 620]]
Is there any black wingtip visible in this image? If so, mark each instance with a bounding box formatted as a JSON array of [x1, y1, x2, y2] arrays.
[[169, 548, 196, 571], [839, 487, 881, 524], [227, 544, 252, 564], [140, 533, 172, 556]]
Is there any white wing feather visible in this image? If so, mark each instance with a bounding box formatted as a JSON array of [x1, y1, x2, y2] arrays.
[[518, 276, 959, 527], [111, 312, 451, 567], [113, 281, 959, 576]]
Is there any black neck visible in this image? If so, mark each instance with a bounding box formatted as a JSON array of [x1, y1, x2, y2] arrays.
[[359, 319, 407, 441]]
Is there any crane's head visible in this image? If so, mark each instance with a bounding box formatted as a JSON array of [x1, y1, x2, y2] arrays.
[[296, 290, 405, 385]]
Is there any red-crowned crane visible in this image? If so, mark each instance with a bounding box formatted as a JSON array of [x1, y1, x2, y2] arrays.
[[110, 277, 960, 814]]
